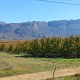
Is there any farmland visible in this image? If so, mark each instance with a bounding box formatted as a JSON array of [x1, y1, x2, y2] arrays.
[[0, 36, 80, 79], [0, 52, 80, 77]]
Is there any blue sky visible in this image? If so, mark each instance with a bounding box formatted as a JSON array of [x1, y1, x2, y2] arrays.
[[0, 0, 80, 23]]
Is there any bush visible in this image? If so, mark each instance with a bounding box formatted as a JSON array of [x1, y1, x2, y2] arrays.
[[1, 36, 80, 58]]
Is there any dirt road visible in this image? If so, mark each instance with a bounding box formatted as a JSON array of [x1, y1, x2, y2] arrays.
[[0, 67, 80, 80]]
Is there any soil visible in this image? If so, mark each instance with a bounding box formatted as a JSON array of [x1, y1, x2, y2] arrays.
[[0, 67, 80, 80]]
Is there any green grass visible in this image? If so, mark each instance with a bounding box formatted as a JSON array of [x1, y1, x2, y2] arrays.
[[0, 52, 80, 77], [45, 74, 80, 80]]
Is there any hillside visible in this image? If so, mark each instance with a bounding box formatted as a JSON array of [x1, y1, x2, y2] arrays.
[[0, 19, 80, 40]]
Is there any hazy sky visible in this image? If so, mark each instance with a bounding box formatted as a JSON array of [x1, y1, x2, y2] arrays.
[[0, 0, 80, 23]]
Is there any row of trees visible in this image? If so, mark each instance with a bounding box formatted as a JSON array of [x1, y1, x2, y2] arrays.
[[1, 36, 80, 58]]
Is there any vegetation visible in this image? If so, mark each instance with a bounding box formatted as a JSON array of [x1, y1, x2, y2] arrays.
[[1, 36, 80, 77], [45, 74, 80, 80], [1, 53, 80, 77], [0, 36, 80, 58]]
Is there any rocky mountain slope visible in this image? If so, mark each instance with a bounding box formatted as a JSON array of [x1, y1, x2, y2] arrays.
[[0, 19, 80, 40]]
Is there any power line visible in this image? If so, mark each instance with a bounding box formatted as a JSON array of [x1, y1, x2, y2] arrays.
[[65, 0, 80, 3], [37, 0, 80, 6]]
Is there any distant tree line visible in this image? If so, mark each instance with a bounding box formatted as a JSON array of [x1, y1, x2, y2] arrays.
[[1, 36, 80, 58]]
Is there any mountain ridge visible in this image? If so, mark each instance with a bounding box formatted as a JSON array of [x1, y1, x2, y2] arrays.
[[0, 19, 80, 40]]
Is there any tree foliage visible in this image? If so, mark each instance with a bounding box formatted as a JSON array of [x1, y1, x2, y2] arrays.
[[1, 36, 80, 58]]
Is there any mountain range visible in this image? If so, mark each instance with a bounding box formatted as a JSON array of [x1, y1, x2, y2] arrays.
[[0, 19, 80, 40]]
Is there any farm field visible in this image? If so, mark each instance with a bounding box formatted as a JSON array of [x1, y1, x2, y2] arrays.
[[0, 52, 80, 77]]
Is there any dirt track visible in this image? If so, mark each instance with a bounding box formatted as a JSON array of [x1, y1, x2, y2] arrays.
[[0, 67, 80, 80]]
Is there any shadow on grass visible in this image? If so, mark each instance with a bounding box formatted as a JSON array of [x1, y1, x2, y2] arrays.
[[15, 53, 80, 59], [74, 73, 80, 80]]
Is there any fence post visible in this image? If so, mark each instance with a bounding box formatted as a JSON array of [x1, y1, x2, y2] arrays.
[[52, 67, 56, 80]]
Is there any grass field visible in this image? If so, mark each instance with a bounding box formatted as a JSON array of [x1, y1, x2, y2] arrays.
[[45, 74, 80, 80], [0, 52, 80, 77]]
